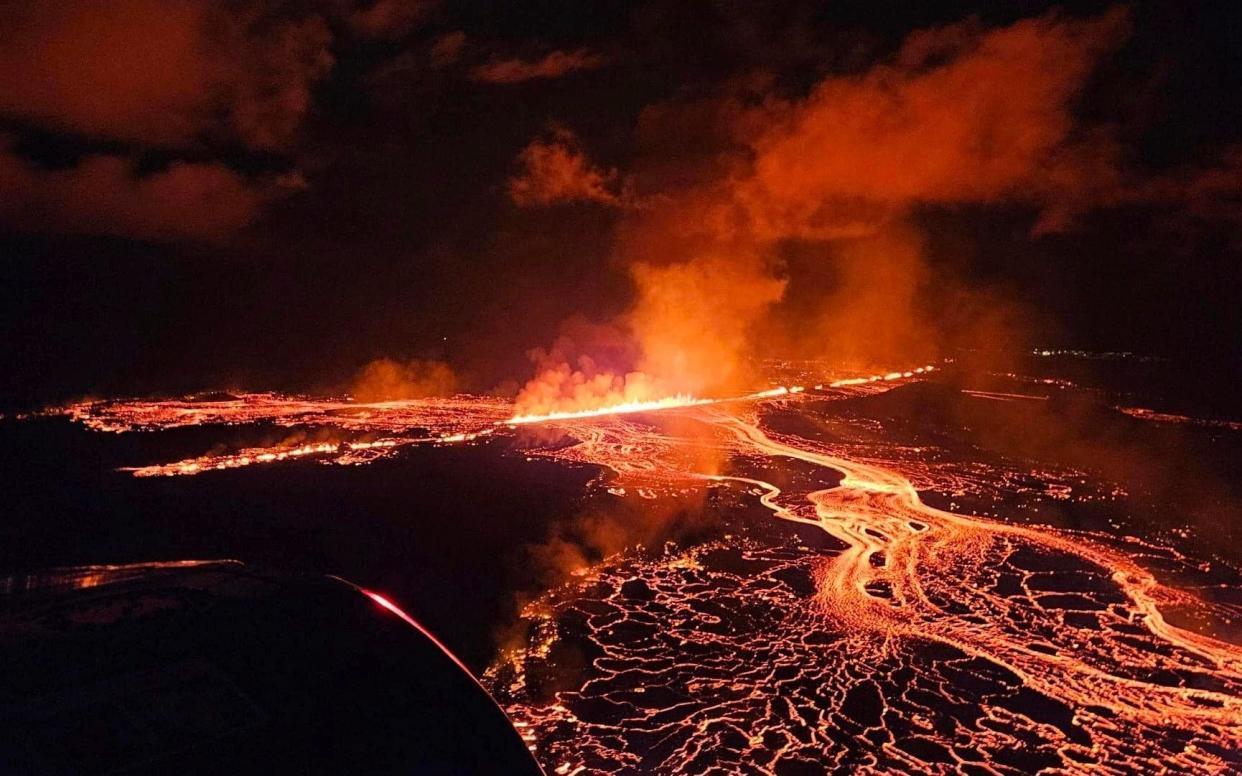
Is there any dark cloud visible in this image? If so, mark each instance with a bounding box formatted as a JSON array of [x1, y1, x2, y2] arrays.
[[2, 0, 1241, 403], [0, 0, 334, 150], [348, 0, 435, 40], [430, 31, 468, 67], [471, 48, 607, 84], [0, 138, 293, 240], [0, 0, 350, 241]]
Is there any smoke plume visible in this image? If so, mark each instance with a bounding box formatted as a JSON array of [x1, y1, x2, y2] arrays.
[[513, 9, 1134, 414]]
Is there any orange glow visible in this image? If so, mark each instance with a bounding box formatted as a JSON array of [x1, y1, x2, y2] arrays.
[[506, 394, 710, 425], [504, 386, 792, 426], [46, 367, 936, 477]]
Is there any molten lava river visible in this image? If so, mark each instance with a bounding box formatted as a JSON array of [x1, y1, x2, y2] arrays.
[[44, 364, 1242, 773]]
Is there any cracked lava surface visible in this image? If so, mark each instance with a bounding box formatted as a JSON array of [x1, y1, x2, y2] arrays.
[[40, 368, 1242, 773], [485, 402, 1242, 774]]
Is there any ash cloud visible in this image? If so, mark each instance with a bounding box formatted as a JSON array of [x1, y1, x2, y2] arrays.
[[347, 0, 435, 40]]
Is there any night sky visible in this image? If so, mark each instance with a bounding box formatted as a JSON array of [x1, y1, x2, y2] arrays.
[[2, 0, 1240, 407]]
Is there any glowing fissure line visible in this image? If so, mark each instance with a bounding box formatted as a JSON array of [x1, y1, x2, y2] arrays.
[[51, 364, 939, 479], [504, 364, 938, 425], [820, 364, 935, 389], [1119, 406, 1242, 431], [503, 387, 791, 426], [960, 388, 1049, 401]]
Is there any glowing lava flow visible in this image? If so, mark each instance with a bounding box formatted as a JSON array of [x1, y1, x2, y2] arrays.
[[819, 364, 936, 390], [45, 382, 820, 477], [34, 364, 1242, 769], [718, 414, 1241, 691], [500, 364, 940, 427], [44, 393, 510, 476], [504, 387, 793, 426], [486, 394, 1242, 774], [121, 439, 402, 477], [53, 392, 517, 432]]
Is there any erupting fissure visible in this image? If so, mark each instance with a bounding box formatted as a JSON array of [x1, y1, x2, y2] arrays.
[[49, 369, 933, 476], [503, 386, 796, 426], [36, 363, 1242, 771]]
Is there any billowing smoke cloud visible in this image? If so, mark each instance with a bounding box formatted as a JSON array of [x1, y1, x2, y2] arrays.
[[472, 48, 607, 84], [350, 358, 458, 401], [508, 318, 652, 416], [726, 11, 1131, 239], [512, 9, 1143, 414], [508, 127, 624, 207]]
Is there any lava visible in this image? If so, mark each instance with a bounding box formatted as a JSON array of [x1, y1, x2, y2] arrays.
[[47, 392, 514, 434], [120, 439, 405, 477], [505, 394, 717, 426], [1119, 406, 1242, 432], [484, 390, 1242, 773], [504, 386, 794, 426], [44, 374, 883, 477], [32, 363, 1242, 771], [44, 392, 509, 476]]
